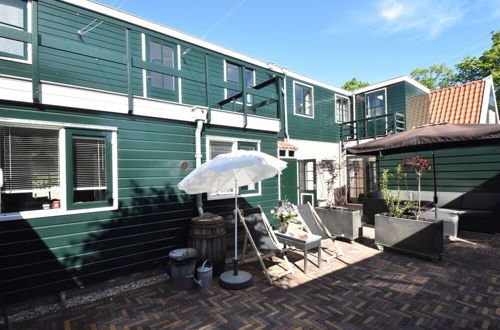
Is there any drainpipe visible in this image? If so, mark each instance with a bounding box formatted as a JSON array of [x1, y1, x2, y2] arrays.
[[282, 67, 290, 141], [192, 107, 207, 216]]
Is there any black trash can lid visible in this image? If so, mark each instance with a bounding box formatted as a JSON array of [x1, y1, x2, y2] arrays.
[[169, 248, 197, 261]]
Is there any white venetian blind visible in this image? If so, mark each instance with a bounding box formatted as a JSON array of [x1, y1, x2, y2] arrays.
[[209, 140, 232, 159], [73, 136, 106, 190], [1, 126, 60, 192]]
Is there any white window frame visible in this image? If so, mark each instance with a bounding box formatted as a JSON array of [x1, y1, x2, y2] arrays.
[[365, 88, 387, 118], [0, 0, 32, 64], [205, 135, 261, 200], [293, 81, 314, 118], [223, 59, 255, 105], [0, 117, 118, 221], [335, 94, 351, 123], [278, 149, 296, 158]]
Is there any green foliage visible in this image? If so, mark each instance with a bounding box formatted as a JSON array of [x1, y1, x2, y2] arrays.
[[411, 31, 499, 104], [341, 77, 370, 91], [410, 64, 455, 90], [454, 31, 499, 102], [380, 165, 408, 218]]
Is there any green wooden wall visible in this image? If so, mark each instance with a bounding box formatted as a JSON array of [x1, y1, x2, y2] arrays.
[[0, 103, 279, 300], [0, 0, 281, 118], [378, 144, 500, 193], [355, 82, 406, 120], [285, 78, 346, 142]]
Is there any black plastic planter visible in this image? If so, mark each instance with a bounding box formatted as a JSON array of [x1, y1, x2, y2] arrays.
[[374, 214, 443, 261], [315, 207, 362, 242]]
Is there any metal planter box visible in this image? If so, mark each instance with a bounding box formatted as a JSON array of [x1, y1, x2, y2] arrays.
[[314, 207, 362, 242], [375, 214, 443, 261]]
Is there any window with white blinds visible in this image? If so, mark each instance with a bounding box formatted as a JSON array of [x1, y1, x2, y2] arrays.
[[0, 126, 60, 212], [72, 136, 107, 203], [207, 138, 261, 199], [209, 140, 233, 159]]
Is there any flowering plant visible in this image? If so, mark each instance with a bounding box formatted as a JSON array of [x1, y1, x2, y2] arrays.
[[271, 201, 298, 224]]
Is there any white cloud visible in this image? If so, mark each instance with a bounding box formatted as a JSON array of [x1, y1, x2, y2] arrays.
[[380, 1, 406, 21], [370, 0, 466, 39]]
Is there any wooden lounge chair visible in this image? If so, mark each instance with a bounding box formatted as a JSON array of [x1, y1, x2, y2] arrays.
[[238, 207, 293, 285], [298, 202, 344, 262]]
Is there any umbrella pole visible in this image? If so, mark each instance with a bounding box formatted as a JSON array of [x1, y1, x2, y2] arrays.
[[219, 171, 252, 289], [233, 178, 239, 276], [432, 147, 438, 219]]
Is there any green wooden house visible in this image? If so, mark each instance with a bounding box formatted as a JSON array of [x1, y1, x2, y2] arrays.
[[0, 0, 498, 301]]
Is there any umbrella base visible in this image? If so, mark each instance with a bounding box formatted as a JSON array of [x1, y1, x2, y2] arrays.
[[219, 270, 252, 290]]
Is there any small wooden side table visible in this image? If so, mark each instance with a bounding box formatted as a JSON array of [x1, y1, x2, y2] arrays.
[[274, 231, 322, 274]]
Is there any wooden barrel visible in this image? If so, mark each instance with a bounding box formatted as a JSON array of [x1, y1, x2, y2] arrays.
[[188, 213, 227, 276]]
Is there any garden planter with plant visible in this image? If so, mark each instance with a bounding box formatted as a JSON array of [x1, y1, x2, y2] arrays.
[[374, 158, 443, 261], [314, 159, 362, 243]]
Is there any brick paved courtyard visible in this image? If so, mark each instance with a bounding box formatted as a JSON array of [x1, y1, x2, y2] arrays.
[[10, 228, 500, 329]]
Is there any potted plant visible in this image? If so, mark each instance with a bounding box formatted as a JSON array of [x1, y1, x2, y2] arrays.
[[375, 160, 443, 261], [271, 201, 299, 233], [314, 159, 362, 243]]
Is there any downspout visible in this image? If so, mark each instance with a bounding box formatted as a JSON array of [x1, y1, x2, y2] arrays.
[[282, 67, 289, 141], [192, 107, 207, 216]]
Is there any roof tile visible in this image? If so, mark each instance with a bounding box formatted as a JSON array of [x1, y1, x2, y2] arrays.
[[429, 79, 485, 124]]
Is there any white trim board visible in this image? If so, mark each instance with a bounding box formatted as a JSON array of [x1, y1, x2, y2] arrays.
[[354, 76, 430, 94], [0, 74, 280, 133], [479, 76, 499, 124]]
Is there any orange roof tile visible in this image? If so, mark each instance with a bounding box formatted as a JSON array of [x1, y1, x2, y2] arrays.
[[429, 79, 485, 124], [277, 141, 299, 150]]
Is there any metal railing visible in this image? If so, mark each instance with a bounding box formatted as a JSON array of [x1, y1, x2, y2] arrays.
[[340, 112, 405, 143]]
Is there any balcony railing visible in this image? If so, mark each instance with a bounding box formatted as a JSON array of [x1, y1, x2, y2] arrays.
[[340, 112, 405, 143]]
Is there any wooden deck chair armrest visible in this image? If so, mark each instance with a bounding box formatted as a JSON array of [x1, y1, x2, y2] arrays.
[[308, 202, 334, 238]]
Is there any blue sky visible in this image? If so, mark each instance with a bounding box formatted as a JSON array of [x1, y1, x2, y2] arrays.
[[97, 0, 499, 88]]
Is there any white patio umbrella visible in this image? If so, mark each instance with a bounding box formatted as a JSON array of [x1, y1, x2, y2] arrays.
[[178, 150, 287, 289]]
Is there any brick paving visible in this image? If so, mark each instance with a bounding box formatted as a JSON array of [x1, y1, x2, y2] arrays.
[[11, 228, 500, 329]]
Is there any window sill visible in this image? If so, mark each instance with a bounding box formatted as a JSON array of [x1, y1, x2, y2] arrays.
[[293, 113, 314, 119], [0, 205, 118, 222], [207, 192, 261, 200]]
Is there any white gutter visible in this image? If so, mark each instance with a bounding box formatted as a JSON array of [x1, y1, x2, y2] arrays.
[[192, 107, 208, 215]]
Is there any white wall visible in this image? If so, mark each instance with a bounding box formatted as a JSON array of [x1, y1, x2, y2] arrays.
[[288, 138, 341, 203]]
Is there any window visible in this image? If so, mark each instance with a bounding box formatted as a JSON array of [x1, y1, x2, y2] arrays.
[[0, 0, 28, 60], [278, 149, 296, 158], [294, 82, 313, 117], [366, 89, 386, 118], [0, 122, 115, 216], [335, 96, 351, 122], [0, 127, 60, 213], [238, 141, 258, 193], [67, 130, 112, 209], [224, 61, 254, 104], [148, 40, 175, 91], [206, 137, 260, 199]]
